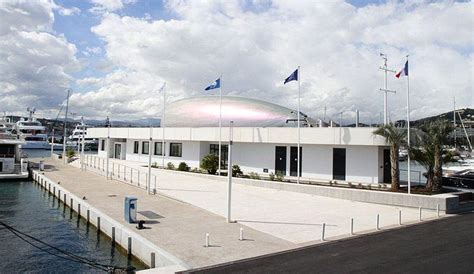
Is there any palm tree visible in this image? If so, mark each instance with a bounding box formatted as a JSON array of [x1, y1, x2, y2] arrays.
[[410, 120, 454, 192], [373, 123, 407, 191]]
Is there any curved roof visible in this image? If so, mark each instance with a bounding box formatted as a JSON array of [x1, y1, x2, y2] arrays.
[[165, 96, 305, 127]]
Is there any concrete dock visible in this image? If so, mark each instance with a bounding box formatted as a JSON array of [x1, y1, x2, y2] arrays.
[[31, 157, 446, 272]]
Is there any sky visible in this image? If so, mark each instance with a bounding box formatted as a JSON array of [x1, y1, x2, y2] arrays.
[[0, 0, 472, 124]]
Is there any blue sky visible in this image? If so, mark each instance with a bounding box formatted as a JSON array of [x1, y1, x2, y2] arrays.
[[1, 0, 472, 120]]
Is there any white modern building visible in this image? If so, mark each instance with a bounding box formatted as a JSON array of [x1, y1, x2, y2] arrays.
[[87, 96, 391, 184]]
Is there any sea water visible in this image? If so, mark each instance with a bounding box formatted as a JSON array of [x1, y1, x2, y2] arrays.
[[0, 181, 146, 273]]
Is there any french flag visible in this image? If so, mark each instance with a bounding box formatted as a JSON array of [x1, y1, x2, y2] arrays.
[[395, 60, 408, 78]]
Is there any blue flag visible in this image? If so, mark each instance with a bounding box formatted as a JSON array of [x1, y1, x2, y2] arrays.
[[284, 69, 298, 84], [205, 78, 221, 90]]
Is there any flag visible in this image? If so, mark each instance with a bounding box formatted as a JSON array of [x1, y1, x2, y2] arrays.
[[205, 78, 221, 90], [395, 61, 408, 78], [284, 69, 298, 84], [159, 82, 166, 92]]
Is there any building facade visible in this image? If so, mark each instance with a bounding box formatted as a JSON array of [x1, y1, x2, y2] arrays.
[[88, 126, 391, 184]]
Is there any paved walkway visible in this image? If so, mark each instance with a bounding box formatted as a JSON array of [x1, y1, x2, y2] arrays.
[[36, 158, 296, 269], [184, 212, 474, 274], [80, 157, 440, 244]]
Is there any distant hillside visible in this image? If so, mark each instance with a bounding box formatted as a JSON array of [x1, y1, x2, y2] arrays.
[[412, 108, 473, 126]]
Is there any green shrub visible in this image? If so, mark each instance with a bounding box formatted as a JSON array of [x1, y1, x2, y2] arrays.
[[232, 164, 243, 177], [200, 154, 219, 174], [167, 162, 175, 170], [66, 149, 75, 158], [178, 162, 189, 171], [276, 173, 284, 181], [248, 172, 260, 180], [269, 172, 275, 181]]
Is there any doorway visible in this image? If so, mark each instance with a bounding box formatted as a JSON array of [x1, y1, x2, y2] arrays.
[[290, 146, 302, 177], [275, 146, 287, 175], [383, 149, 391, 183], [114, 143, 122, 159], [333, 148, 346, 180]]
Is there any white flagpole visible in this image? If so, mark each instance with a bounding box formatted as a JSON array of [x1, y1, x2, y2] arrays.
[[161, 83, 166, 169], [81, 118, 85, 171], [297, 66, 301, 184], [218, 77, 222, 176], [63, 89, 70, 164], [226, 121, 234, 223], [406, 56, 411, 194], [106, 122, 110, 179], [148, 125, 152, 194]]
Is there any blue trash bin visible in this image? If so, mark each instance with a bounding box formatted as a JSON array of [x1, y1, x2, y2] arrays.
[[124, 196, 138, 223]]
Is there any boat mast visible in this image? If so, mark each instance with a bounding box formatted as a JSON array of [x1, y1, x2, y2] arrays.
[[63, 89, 71, 163]]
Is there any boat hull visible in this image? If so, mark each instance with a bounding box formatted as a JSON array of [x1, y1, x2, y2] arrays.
[[21, 141, 50, 149]]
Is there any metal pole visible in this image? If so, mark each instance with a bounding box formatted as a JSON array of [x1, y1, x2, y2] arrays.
[[63, 89, 71, 163], [453, 97, 456, 148], [218, 78, 222, 176], [81, 118, 85, 171], [106, 124, 110, 180], [51, 129, 54, 157], [162, 82, 166, 169], [148, 126, 152, 194], [227, 121, 234, 223], [379, 54, 396, 125], [406, 56, 411, 194], [297, 65, 301, 184]]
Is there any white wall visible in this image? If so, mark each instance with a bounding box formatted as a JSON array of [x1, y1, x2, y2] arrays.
[[95, 137, 386, 184], [0, 158, 14, 173], [346, 146, 380, 184], [125, 139, 202, 168]]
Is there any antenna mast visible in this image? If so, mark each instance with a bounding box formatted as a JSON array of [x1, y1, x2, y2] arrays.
[[379, 53, 396, 124]]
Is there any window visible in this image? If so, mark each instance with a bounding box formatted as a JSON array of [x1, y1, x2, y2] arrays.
[[133, 141, 139, 154], [169, 143, 182, 157], [154, 142, 165, 156], [142, 141, 149, 155], [101, 140, 105, 151], [210, 144, 228, 168]]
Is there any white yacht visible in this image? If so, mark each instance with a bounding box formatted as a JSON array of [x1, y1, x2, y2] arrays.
[[67, 121, 98, 150], [16, 108, 50, 150], [0, 122, 28, 179]]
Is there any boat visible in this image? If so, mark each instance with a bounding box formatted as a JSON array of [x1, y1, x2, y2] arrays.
[[443, 169, 474, 192], [15, 108, 50, 150], [67, 120, 98, 151], [0, 123, 28, 179]]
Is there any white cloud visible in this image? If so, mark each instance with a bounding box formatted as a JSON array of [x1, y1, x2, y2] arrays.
[[0, 0, 80, 117], [75, 0, 472, 121], [57, 6, 81, 16], [89, 0, 137, 14]]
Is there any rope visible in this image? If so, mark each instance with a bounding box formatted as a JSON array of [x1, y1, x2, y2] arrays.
[[0, 220, 135, 273]]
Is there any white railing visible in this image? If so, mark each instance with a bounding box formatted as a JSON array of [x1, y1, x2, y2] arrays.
[[83, 155, 157, 193]]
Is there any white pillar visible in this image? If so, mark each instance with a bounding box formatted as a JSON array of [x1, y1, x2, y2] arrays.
[[226, 121, 234, 223]]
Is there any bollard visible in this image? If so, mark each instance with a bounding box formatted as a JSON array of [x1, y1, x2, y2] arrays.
[[127, 237, 132, 255], [78, 204, 81, 217], [321, 223, 326, 241], [63, 193, 66, 203], [97, 217, 101, 232], [112, 227, 115, 242], [87, 210, 90, 223], [205, 233, 210, 247], [150, 252, 156, 268], [376, 214, 380, 230], [350, 218, 354, 235], [58, 190, 61, 200], [437, 204, 440, 217], [398, 210, 402, 226], [70, 198, 73, 209], [419, 207, 422, 221], [53, 186, 55, 196], [239, 228, 244, 241]]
